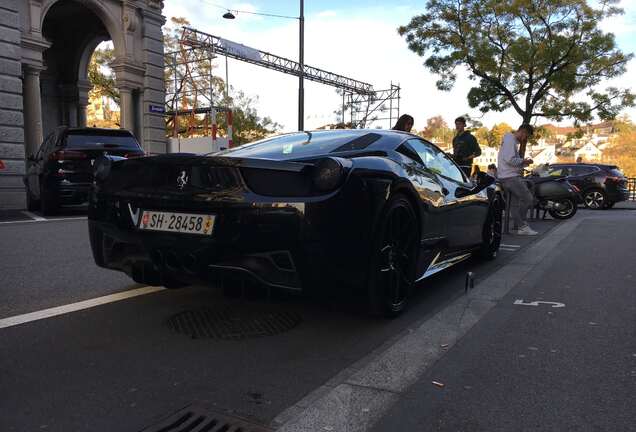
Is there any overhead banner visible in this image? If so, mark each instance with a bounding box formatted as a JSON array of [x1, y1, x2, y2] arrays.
[[219, 38, 261, 62]]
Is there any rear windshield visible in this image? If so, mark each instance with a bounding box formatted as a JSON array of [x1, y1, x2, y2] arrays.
[[219, 131, 381, 160], [64, 133, 141, 150]]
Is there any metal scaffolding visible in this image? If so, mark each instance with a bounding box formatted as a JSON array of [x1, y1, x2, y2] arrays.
[[342, 83, 401, 129], [165, 26, 400, 135]]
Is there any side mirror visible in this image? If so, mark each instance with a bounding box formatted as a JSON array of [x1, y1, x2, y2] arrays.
[[475, 171, 495, 189], [455, 172, 495, 198]]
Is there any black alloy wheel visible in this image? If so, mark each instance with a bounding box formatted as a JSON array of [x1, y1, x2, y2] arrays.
[[368, 195, 418, 318], [548, 198, 577, 220], [583, 189, 606, 210], [478, 203, 502, 260]]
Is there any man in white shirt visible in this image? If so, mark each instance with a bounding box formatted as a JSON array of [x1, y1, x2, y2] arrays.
[[497, 124, 537, 235]]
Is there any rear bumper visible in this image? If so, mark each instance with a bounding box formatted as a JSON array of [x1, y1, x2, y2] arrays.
[[46, 180, 92, 206], [606, 188, 630, 203], [94, 222, 312, 291], [87, 185, 376, 292]]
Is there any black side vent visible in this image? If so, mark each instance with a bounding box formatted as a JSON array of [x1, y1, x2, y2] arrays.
[[331, 132, 381, 152], [141, 405, 273, 432]]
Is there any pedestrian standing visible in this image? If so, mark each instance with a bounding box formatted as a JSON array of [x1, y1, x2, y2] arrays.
[[497, 124, 537, 235], [392, 114, 414, 133], [452, 116, 481, 176]]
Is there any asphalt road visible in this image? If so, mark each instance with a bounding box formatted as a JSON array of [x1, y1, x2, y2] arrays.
[[2, 207, 634, 431], [0, 208, 555, 432]]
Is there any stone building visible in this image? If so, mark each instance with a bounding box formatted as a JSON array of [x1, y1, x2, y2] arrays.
[[0, 0, 166, 209]]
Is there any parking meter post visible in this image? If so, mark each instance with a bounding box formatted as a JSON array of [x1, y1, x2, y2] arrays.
[[465, 272, 474, 293]]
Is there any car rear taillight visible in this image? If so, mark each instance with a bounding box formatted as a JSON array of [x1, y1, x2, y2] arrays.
[[124, 152, 145, 158], [49, 150, 88, 161], [606, 176, 625, 184]]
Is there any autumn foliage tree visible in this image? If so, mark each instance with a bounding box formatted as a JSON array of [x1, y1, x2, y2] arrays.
[[399, 0, 635, 124], [605, 118, 636, 176], [418, 115, 453, 143]]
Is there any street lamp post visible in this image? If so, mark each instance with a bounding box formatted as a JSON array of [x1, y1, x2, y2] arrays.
[[223, 2, 305, 131], [298, 0, 304, 131]]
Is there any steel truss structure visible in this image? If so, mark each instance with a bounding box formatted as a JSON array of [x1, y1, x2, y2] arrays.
[[165, 26, 400, 134], [342, 83, 401, 129]]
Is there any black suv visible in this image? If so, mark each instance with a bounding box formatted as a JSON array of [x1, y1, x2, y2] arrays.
[[24, 127, 144, 215], [547, 163, 629, 209]]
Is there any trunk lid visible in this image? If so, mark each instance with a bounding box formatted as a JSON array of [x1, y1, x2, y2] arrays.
[[101, 154, 315, 200]]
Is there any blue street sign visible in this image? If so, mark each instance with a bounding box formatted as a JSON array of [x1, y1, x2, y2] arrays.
[[149, 104, 165, 114]]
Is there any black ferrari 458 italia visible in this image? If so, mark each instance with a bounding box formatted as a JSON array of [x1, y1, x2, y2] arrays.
[[88, 129, 503, 317]]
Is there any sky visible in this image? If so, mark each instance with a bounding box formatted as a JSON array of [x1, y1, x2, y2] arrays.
[[162, 0, 636, 132]]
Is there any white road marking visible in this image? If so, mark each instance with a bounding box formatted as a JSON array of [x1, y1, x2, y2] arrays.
[[0, 286, 165, 329], [500, 244, 521, 248], [0, 216, 87, 226], [22, 211, 46, 221], [514, 299, 565, 308]]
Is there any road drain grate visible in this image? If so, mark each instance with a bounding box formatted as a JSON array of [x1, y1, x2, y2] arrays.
[[140, 405, 273, 432], [166, 307, 302, 340]]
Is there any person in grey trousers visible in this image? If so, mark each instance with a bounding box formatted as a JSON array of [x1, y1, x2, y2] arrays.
[[497, 124, 537, 235]]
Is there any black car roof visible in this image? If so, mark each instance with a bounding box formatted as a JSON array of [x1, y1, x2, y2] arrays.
[[55, 126, 134, 137]]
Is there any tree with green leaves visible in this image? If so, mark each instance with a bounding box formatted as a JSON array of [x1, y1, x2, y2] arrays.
[[399, 0, 635, 124], [88, 46, 119, 104], [218, 91, 281, 145]]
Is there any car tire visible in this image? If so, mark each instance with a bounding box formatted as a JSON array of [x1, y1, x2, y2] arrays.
[[26, 187, 39, 211], [39, 184, 58, 216], [367, 194, 418, 318], [548, 198, 578, 220], [478, 203, 502, 260], [583, 189, 606, 210]]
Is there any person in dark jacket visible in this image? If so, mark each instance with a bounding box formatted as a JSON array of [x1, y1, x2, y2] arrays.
[[392, 114, 414, 132], [452, 116, 481, 176]]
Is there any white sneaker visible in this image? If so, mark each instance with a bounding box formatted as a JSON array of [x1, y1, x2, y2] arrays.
[[516, 225, 538, 236]]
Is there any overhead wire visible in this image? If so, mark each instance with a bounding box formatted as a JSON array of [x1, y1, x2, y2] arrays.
[[198, 0, 298, 20]]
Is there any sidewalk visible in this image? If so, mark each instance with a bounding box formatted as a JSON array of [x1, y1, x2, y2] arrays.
[[614, 200, 636, 210], [371, 213, 636, 431]]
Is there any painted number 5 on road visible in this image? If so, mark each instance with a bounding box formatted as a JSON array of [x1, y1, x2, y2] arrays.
[[514, 299, 566, 308]]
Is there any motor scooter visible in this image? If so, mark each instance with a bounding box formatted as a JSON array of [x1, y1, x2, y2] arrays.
[[524, 164, 580, 220]]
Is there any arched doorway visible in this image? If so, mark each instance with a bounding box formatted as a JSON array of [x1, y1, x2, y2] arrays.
[[0, 0, 166, 208], [40, 0, 116, 136]]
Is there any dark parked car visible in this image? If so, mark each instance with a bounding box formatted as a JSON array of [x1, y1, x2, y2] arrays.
[[88, 129, 503, 317], [546, 163, 629, 209], [24, 127, 144, 214]]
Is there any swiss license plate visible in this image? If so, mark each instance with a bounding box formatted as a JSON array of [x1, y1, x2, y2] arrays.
[[138, 211, 215, 236]]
